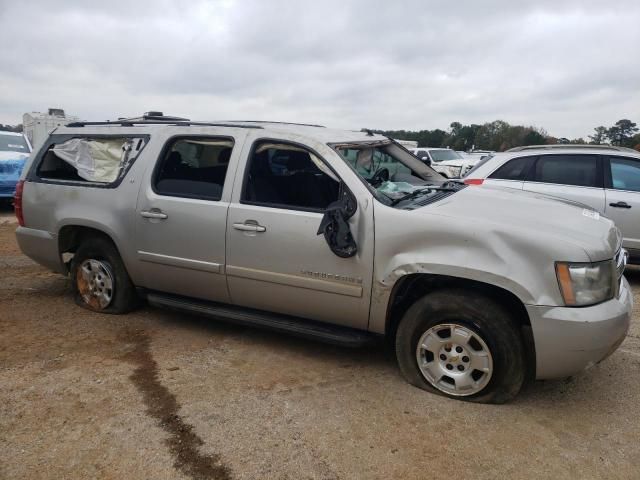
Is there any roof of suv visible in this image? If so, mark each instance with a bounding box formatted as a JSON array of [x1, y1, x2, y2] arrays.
[[55, 115, 389, 144], [506, 144, 638, 154]]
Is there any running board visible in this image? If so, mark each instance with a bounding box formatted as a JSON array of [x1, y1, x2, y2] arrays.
[[146, 292, 378, 348]]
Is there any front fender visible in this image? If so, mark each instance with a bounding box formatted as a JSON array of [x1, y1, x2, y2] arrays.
[[368, 203, 589, 334]]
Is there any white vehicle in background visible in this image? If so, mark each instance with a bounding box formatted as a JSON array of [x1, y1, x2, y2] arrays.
[[23, 108, 80, 150], [394, 139, 418, 149], [410, 148, 481, 178], [463, 144, 640, 263]]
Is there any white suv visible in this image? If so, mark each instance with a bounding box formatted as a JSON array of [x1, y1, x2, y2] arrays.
[[411, 148, 479, 178], [464, 144, 640, 263]]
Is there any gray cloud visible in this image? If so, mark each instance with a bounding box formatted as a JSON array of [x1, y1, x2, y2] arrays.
[[0, 0, 638, 138]]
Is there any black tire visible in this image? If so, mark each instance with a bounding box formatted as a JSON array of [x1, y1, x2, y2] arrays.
[[70, 236, 138, 314], [395, 289, 525, 404]]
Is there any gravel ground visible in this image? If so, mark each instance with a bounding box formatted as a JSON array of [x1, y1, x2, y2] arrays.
[[1, 205, 639, 480]]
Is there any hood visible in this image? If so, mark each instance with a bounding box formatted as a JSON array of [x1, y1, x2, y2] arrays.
[[418, 184, 620, 262]]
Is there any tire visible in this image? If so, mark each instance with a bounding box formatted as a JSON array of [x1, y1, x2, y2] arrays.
[[70, 236, 138, 314], [395, 289, 525, 404]]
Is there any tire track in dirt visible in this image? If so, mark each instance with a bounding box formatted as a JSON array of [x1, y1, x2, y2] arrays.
[[119, 329, 232, 480]]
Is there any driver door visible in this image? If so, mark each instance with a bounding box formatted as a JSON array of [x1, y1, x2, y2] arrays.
[[225, 139, 374, 329]]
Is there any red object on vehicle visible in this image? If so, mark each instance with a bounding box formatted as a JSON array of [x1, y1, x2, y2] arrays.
[[463, 178, 484, 185], [14, 180, 25, 226]]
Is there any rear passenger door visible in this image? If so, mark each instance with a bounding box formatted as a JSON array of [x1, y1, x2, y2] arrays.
[[522, 154, 605, 211], [135, 133, 244, 302], [483, 155, 536, 190], [604, 155, 640, 253]]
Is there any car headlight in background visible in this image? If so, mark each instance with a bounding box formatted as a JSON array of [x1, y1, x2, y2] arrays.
[[555, 260, 616, 306]]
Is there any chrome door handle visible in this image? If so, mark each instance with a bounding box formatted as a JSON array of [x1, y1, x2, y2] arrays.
[[140, 209, 168, 219], [609, 201, 631, 209], [233, 222, 266, 233]]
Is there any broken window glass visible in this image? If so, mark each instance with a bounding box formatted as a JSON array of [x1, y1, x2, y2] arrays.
[[38, 137, 146, 183]]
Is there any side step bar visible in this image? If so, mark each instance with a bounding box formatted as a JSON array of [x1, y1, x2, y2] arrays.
[[146, 292, 379, 348]]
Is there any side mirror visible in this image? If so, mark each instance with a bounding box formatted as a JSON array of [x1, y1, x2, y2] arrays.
[[317, 185, 357, 258], [421, 157, 431, 166]]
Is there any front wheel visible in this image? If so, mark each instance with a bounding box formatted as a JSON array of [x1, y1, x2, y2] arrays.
[[70, 236, 138, 314], [395, 289, 525, 403]]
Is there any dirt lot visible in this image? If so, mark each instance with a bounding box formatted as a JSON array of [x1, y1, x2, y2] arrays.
[[1, 205, 639, 480]]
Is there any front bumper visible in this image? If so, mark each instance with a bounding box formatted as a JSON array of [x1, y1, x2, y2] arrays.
[[527, 276, 633, 379]]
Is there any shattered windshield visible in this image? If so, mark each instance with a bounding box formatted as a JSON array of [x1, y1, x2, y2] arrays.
[[429, 149, 463, 162], [333, 141, 464, 208]]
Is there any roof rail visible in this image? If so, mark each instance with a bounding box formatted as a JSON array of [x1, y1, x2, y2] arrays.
[[228, 120, 326, 128], [65, 120, 263, 129], [507, 144, 637, 153], [66, 111, 262, 129], [117, 112, 191, 122]]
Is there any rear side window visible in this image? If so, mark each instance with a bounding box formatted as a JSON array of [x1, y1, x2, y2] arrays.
[[533, 154, 599, 187], [37, 137, 146, 184], [154, 137, 234, 201], [609, 156, 640, 192], [242, 141, 340, 211], [489, 156, 535, 181]]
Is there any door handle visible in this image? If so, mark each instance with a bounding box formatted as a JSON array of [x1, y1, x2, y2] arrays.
[[233, 222, 266, 233], [140, 209, 168, 219], [609, 201, 631, 209]]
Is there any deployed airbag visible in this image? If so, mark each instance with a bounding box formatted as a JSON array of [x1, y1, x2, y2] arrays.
[[51, 138, 143, 183]]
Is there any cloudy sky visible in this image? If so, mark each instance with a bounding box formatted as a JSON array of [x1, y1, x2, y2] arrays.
[[1, 0, 638, 138]]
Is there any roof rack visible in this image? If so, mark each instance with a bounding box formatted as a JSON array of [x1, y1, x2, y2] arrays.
[[65, 111, 264, 129], [66, 120, 263, 129], [507, 144, 637, 153], [227, 120, 326, 128]]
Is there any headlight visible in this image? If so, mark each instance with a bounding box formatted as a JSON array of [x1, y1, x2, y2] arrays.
[[555, 260, 616, 306]]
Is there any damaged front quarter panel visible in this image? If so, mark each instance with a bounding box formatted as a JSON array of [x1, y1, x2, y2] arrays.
[[367, 201, 592, 334]]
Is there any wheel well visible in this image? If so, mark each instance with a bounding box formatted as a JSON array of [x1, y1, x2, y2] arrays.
[[385, 273, 536, 378], [58, 226, 118, 271]]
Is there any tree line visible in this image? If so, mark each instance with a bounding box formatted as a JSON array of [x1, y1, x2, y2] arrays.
[[366, 118, 640, 152], [0, 124, 23, 133]]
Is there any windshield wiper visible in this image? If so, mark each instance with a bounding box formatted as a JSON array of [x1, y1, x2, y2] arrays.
[[390, 184, 464, 206], [390, 187, 435, 206]]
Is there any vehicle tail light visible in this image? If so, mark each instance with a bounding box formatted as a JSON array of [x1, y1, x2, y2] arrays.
[[14, 180, 25, 227], [464, 178, 484, 185]]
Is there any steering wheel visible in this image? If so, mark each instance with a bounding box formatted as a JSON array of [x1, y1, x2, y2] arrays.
[[370, 167, 390, 187]]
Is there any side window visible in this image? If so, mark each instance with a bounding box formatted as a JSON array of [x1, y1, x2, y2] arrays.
[[37, 137, 146, 184], [534, 154, 599, 187], [488, 156, 535, 181], [610, 156, 640, 192], [154, 137, 233, 201], [242, 141, 340, 211]]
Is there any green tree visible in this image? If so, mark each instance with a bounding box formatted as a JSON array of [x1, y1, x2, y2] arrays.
[[474, 120, 509, 151], [607, 119, 638, 146], [523, 129, 546, 145], [589, 126, 608, 144]]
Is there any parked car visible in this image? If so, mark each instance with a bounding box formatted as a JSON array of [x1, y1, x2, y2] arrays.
[[410, 148, 479, 178], [464, 144, 640, 264], [0, 131, 32, 201], [15, 115, 631, 403]]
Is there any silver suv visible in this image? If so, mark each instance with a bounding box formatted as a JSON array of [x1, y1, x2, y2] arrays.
[[15, 114, 632, 403], [464, 145, 640, 263]]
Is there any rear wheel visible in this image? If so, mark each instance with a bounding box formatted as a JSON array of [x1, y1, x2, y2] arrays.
[[395, 289, 525, 403], [70, 236, 137, 314]]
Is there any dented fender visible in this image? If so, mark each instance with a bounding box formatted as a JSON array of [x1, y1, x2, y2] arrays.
[[368, 198, 597, 334]]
